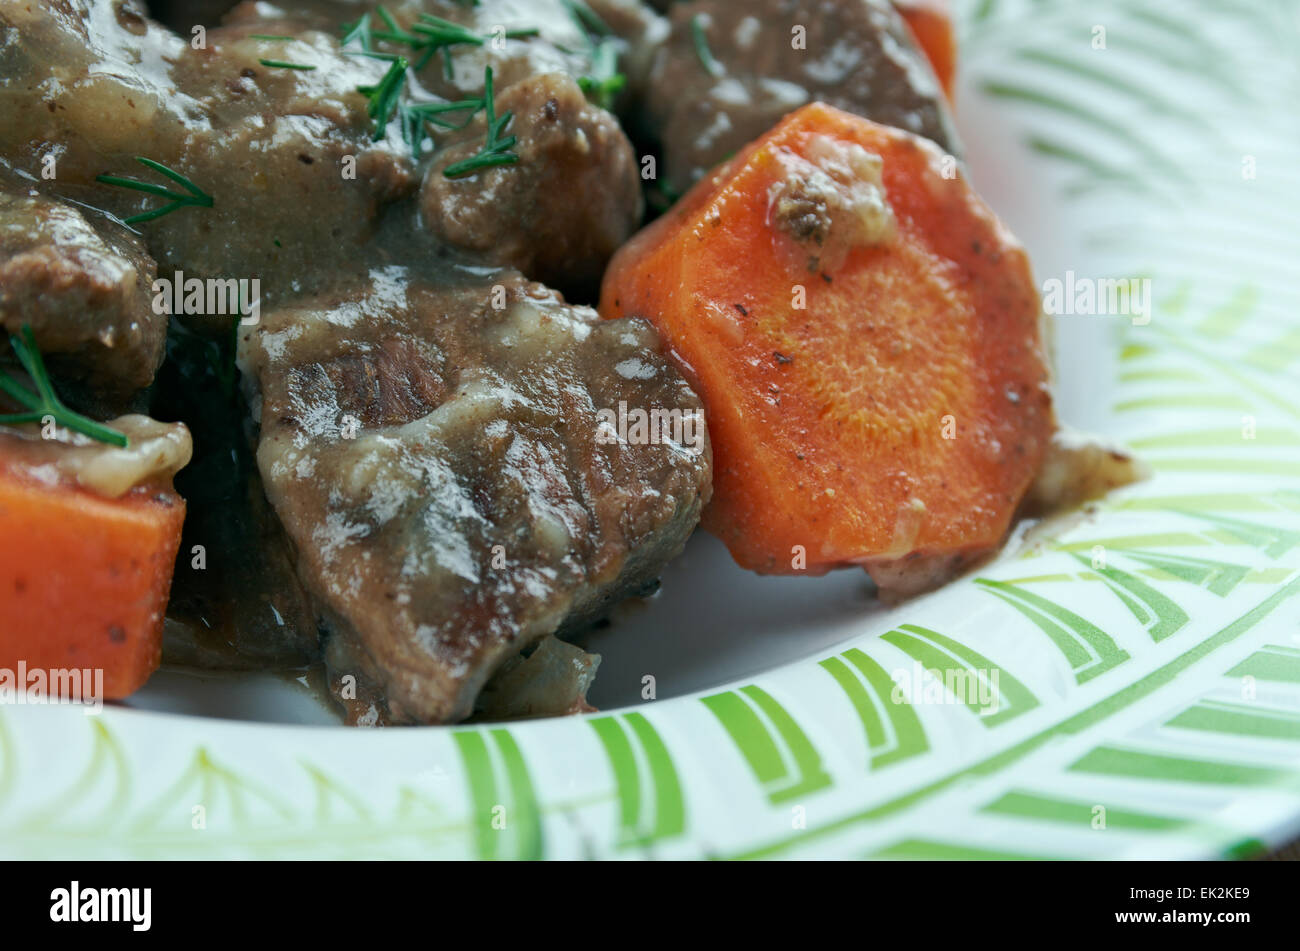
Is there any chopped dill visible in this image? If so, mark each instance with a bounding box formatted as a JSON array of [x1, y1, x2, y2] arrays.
[[357, 56, 409, 140], [563, 0, 611, 37], [691, 14, 724, 77], [577, 38, 626, 110], [95, 157, 214, 225], [342, 9, 533, 159], [259, 58, 316, 70], [0, 326, 128, 447], [442, 66, 519, 178]]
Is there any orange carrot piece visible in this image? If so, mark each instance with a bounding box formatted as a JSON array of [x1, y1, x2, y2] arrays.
[[599, 103, 1053, 577], [0, 464, 184, 699], [895, 0, 958, 102]]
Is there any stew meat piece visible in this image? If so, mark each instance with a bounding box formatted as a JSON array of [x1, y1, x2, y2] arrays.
[[220, 0, 620, 111], [0, 0, 412, 297], [239, 268, 712, 723], [0, 184, 164, 399], [421, 72, 643, 300], [641, 0, 959, 193]]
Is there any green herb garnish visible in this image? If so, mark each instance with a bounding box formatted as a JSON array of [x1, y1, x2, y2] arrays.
[[347, 15, 465, 151], [577, 38, 625, 110], [0, 326, 127, 447], [343, 8, 533, 155], [347, 8, 536, 72], [406, 14, 481, 44], [404, 14, 483, 71], [399, 97, 484, 158], [95, 157, 214, 225], [413, 14, 539, 45], [442, 66, 518, 178], [563, 0, 611, 37], [398, 104, 431, 159], [357, 56, 409, 140], [342, 48, 401, 62], [691, 14, 724, 77], [340, 11, 376, 49], [259, 58, 317, 70], [403, 98, 483, 129], [407, 14, 537, 71], [562, 0, 623, 110]]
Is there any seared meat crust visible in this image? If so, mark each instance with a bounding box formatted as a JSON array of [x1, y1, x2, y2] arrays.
[[422, 72, 643, 300], [239, 268, 711, 722], [0, 0, 413, 296], [641, 0, 958, 193], [0, 185, 163, 397]]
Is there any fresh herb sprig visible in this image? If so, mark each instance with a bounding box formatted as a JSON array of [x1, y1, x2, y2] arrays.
[[411, 13, 538, 48], [365, 59, 483, 155], [562, 0, 611, 37], [342, 8, 531, 163], [95, 157, 213, 225], [346, 7, 535, 74], [402, 98, 484, 129], [371, 7, 445, 69], [562, 0, 625, 110], [259, 58, 317, 70], [442, 66, 518, 178], [691, 13, 724, 77], [0, 326, 128, 447], [399, 97, 484, 158], [357, 55, 410, 140], [340, 11, 379, 52], [577, 38, 626, 110]]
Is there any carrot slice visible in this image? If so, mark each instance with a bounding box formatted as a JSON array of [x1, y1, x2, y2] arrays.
[[0, 463, 184, 699], [599, 103, 1054, 579], [895, 0, 958, 102]]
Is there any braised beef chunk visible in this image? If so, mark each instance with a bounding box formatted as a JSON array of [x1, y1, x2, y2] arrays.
[[422, 73, 643, 299], [641, 0, 959, 193], [239, 269, 712, 723], [0, 185, 164, 397], [0, 0, 414, 296], [582, 0, 668, 98], [587, 0, 663, 38], [223, 0, 600, 99]]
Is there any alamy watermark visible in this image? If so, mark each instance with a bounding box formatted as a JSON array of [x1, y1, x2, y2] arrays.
[[890, 661, 1001, 715], [1042, 271, 1151, 325], [0, 662, 103, 714], [50, 881, 151, 931], [152, 269, 260, 325], [596, 402, 705, 454]]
